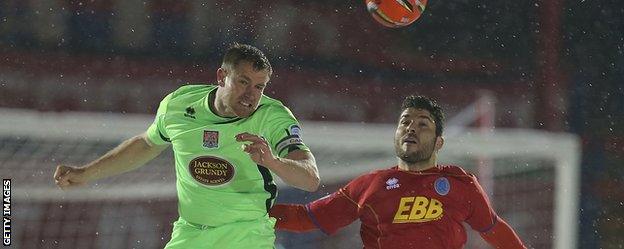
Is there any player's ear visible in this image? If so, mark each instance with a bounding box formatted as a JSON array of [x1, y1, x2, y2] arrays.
[[216, 67, 227, 86], [435, 136, 444, 151]]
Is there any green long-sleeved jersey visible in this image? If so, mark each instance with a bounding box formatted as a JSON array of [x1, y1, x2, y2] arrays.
[[146, 84, 309, 226]]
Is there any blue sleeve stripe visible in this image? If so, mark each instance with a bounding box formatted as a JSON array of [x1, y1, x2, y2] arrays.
[[478, 214, 499, 233], [304, 203, 330, 235]]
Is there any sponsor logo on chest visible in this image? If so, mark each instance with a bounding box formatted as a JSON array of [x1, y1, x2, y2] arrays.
[[188, 156, 235, 186], [392, 196, 444, 223]]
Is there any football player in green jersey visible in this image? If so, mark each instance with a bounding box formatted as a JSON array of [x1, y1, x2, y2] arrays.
[[54, 43, 320, 249]]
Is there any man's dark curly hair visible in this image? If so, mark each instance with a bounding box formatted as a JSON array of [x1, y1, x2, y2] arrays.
[[401, 95, 445, 137]]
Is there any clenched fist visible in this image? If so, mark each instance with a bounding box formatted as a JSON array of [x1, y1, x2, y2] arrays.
[[53, 165, 88, 190]]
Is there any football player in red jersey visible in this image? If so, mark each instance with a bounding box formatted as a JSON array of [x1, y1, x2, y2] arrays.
[[270, 95, 527, 249]]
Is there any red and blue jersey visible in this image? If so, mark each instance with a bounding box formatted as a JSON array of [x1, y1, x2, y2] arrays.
[[305, 165, 497, 249]]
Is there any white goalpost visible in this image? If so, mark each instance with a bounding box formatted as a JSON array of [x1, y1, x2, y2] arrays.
[[0, 107, 580, 249]]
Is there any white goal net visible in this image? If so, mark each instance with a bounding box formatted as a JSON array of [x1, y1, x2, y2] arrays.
[[0, 108, 580, 249]]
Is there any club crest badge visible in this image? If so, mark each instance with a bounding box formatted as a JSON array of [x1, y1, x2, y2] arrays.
[[203, 130, 219, 148], [434, 177, 450, 196]]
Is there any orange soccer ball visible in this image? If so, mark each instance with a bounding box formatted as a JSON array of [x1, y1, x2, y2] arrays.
[[365, 0, 427, 28]]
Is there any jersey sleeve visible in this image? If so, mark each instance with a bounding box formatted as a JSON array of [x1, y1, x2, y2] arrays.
[[146, 93, 173, 145], [305, 174, 371, 235], [480, 216, 527, 249], [465, 175, 498, 232], [262, 104, 310, 157]]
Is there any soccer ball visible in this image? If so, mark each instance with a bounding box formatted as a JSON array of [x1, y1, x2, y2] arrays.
[[365, 0, 427, 28]]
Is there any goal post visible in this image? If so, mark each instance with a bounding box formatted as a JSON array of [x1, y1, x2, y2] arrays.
[[0, 108, 580, 249], [443, 129, 581, 249]]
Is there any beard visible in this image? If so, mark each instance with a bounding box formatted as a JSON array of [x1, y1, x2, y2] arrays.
[[395, 138, 436, 164]]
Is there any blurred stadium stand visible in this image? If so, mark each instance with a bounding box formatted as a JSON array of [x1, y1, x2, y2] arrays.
[[1, 0, 622, 248]]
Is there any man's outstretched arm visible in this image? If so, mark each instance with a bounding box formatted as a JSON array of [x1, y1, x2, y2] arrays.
[[270, 204, 317, 232], [479, 216, 527, 249], [270, 187, 362, 235], [54, 132, 169, 189]]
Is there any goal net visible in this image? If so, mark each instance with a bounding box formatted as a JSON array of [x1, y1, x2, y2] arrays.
[[0, 108, 580, 249]]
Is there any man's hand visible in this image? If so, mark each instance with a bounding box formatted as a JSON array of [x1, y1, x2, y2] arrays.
[[236, 132, 319, 192], [53, 165, 88, 190], [236, 132, 278, 166], [270, 204, 317, 232]]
